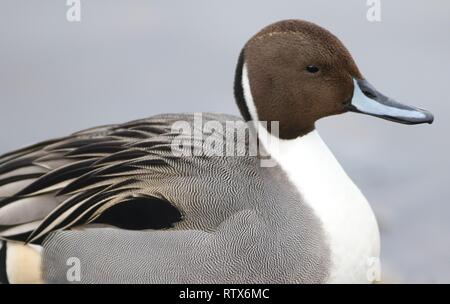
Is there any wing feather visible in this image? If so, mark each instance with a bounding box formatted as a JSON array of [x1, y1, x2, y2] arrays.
[[0, 116, 187, 244]]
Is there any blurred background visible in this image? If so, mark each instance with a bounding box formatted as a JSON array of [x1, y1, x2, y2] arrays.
[[0, 0, 449, 283]]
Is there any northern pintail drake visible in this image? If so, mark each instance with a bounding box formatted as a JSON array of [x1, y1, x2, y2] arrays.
[[0, 20, 433, 284]]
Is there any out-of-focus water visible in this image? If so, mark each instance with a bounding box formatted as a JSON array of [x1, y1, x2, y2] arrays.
[[0, 0, 449, 283]]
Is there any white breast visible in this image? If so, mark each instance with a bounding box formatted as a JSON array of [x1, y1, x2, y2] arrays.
[[242, 65, 381, 283], [263, 129, 380, 283]]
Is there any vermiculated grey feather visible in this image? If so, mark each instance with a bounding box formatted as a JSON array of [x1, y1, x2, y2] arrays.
[[0, 113, 330, 283]]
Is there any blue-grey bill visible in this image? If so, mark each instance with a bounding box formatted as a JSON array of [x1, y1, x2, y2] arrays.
[[347, 78, 434, 125]]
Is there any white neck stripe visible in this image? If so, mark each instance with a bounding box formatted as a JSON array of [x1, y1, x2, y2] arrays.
[[241, 62, 380, 283]]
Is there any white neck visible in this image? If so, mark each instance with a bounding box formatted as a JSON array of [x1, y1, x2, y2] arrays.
[[242, 64, 380, 283]]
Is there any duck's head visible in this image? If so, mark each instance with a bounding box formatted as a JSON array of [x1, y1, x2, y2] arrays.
[[235, 20, 434, 139]]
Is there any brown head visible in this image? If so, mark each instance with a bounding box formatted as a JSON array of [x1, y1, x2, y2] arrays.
[[234, 20, 433, 139]]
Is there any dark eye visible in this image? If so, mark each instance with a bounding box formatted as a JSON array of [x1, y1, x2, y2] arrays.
[[306, 65, 319, 73]]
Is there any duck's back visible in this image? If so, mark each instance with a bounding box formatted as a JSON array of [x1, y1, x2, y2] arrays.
[[0, 113, 330, 283]]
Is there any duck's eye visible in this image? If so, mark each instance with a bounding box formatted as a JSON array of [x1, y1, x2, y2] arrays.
[[306, 65, 319, 73]]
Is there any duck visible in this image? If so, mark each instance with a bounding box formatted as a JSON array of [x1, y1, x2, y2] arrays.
[[0, 19, 433, 284]]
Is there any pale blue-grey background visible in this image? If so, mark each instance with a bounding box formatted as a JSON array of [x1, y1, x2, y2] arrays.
[[0, 0, 449, 283]]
